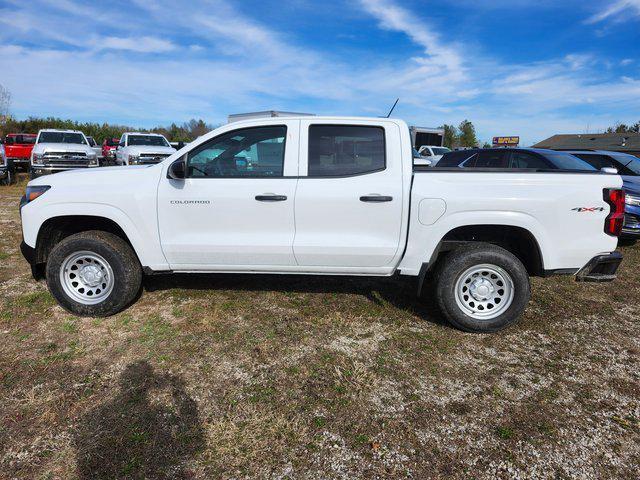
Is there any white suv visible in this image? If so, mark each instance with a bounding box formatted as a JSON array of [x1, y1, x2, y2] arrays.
[[116, 133, 176, 166]]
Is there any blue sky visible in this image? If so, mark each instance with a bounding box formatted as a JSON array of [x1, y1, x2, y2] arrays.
[[0, 0, 639, 145]]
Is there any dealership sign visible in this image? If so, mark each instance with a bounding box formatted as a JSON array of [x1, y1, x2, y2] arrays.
[[493, 136, 520, 147]]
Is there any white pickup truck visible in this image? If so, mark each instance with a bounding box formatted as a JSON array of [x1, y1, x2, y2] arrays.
[[19, 117, 624, 332], [115, 132, 176, 165], [30, 129, 99, 179]]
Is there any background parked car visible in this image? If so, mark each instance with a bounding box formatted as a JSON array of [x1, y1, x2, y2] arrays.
[[86, 136, 104, 162], [435, 148, 596, 171], [101, 137, 120, 165], [116, 132, 176, 165], [3, 133, 36, 171], [564, 150, 640, 239], [417, 145, 451, 165], [30, 129, 99, 179], [0, 143, 16, 185]]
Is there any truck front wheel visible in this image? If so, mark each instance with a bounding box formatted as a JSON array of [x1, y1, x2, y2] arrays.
[[46, 231, 142, 317], [434, 243, 530, 333]]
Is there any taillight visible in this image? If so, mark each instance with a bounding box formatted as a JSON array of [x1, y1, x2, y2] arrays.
[[604, 188, 625, 236]]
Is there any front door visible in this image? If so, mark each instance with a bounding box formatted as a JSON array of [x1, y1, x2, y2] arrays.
[[157, 121, 299, 269]]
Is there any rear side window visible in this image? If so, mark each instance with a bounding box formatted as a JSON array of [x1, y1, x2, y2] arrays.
[[308, 125, 385, 177], [508, 151, 551, 169], [474, 150, 508, 168]]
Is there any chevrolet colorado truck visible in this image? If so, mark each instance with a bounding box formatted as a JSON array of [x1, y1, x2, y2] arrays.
[[115, 132, 176, 165], [19, 117, 624, 332], [4, 133, 36, 171], [30, 129, 99, 179]]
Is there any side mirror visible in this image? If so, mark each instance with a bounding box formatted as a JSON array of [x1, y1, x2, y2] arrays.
[[167, 158, 186, 180], [601, 167, 618, 174]]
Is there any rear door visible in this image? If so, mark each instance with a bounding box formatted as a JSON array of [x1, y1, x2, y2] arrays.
[[158, 121, 299, 268], [293, 120, 404, 271]]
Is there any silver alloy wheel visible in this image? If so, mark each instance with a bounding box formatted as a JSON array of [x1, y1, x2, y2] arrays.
[[454, 263, 514, 320], [59, 251, 114, 305]]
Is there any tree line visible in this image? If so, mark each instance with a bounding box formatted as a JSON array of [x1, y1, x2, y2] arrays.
[[440, 120, 483, 149], [605, 121, 640, 134], [0, 116, 217, 143]]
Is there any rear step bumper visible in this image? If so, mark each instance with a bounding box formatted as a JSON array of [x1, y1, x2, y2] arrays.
[[576, 252, 622, 282]]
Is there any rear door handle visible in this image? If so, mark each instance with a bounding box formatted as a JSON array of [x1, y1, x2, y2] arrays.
[[255, 194, 287, 202], [360, 195, 393, 202]]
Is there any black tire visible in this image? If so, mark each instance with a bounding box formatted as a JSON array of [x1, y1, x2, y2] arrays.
[[46, 231, 142, 317], [433, 243, 530, 333]]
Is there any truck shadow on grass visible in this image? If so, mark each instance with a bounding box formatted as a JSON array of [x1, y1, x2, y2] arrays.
[[143, 273, 450, 328], [74, 360, 205, 479]]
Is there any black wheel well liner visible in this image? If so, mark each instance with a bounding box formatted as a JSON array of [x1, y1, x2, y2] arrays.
[[427, 225, 544, 277], [34, 215, 136, 265]]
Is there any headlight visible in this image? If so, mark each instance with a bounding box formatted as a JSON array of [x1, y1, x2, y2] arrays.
[[625, 193, 640, 207], [22, 185, 51, 206], [32, 153, 44, 165]]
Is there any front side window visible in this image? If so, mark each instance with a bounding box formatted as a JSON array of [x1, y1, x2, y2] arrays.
[[308, 125, 385, 177], [38, 132, 86, 144], [431, 147, 451, 156], [187, 126, 286, 178], [127, 135, 170, 147], [540, 152, 595, 171]]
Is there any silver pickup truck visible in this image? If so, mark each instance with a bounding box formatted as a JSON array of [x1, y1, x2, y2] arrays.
[[30, 129, 99, 179]]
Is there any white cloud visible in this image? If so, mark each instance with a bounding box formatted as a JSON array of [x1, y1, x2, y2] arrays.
[[358, 0, 465, 82], [96, 36, 177, 53], [586, 0, 640, 24]]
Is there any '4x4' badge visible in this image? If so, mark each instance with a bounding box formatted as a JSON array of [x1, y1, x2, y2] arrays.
[[572, 207, 606, 212]]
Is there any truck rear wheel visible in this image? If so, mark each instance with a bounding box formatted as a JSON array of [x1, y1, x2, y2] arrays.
[[434, 243, 530, 333], [46, 231, 142, 317]]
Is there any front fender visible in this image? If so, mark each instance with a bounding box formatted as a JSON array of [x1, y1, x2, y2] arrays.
[[21, 201, 168, 270]]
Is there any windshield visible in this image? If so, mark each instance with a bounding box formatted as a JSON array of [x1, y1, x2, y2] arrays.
[[38, 132, 86, 145], [105, 138, 118, 146], [6, 135, 36, 145], [539, 151, 596, 171], [431, 147, 451, 156], [585, 153, 640, 176], [127, 135, 169, 147], [615, 155, 640, 175]]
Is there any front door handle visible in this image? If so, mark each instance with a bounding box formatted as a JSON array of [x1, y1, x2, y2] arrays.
[[255, 194, 287, 202], [360, 195, 393, 202]]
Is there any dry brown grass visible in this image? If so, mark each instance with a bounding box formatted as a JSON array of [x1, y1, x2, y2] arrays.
[[1, 173, 639, 479]]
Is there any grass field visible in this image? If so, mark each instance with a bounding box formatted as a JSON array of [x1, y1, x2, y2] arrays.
[[1, 175, 639, 479]]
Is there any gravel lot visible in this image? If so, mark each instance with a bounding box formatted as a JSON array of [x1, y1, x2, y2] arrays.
[[1, 175, 639, 479]]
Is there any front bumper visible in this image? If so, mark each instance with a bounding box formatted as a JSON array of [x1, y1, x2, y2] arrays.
[[576, 252, 622, 282], [20, 240, 36, 265], [621, 209, 640, 238], [8, 157, 29, 166]]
